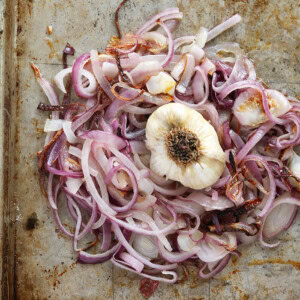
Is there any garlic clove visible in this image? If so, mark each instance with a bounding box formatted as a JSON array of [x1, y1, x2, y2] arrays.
[[102, 62, 119, 79], [146, 72, 176, 96], [233, 89, 292, 127], [146, 103, 225, 190]]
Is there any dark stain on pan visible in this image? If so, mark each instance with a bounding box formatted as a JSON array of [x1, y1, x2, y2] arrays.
[[25, 212, 39, 230], [1, 0, 18, 298]]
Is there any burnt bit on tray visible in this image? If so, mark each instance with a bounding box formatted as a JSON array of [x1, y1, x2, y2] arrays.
[[26, 212, 39, 230]]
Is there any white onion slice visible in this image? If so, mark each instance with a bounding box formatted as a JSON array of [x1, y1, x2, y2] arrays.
[[63, 121, 81, 144], [66, 178, 83, 194], [80, 69, 98, 94], [189, 44, 205, 65], [176, 54, 195, 93], [195, 27, 208, 48], [53, 67, 72, 93], [44, 119, 64, 132], [69, 146, 82, 158]]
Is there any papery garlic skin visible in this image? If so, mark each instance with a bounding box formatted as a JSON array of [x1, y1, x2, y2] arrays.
[[233, 89, 291, 127], [145, 103, 225, 190]]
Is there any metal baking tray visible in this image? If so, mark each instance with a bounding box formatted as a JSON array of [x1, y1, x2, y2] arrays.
[[1, 0, 299, 299]]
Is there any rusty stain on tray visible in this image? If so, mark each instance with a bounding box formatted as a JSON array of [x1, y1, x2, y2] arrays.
[[248, 258, 300, 270]]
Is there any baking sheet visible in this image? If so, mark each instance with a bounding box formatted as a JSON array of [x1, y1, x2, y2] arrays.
[[1, 0, 299, 299]]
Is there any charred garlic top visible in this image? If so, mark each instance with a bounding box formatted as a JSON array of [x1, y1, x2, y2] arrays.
[[145, 103, 225, 189]]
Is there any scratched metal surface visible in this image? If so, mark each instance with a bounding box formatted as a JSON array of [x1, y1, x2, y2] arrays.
[[0, 0, 299, 299]]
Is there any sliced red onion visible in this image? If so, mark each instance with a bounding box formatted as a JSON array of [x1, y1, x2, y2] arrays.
[[205, 42, 243, 61], [176, 54, 195, 94], [236, 121, 274, 164], [133, 153, 172, 187], [198, 254, 231, 279], [80, 130, 126, 150], [152, 183, 188, 196], [174, 36, 195, 52], [107, 166, 138, 212], [242, 155, 276, 218], [82, 140, 116, 215], [54, 67, 72, 93], [111, 255, 178, 283], [141, 31, 167, 48], [129, 61, 162, 85], [205, 232, 237, 251], [262, 194, 300, 239], [195, 27, 208, 48], [136, 8, 180, 35], [196, 240, 229, 263], [47, 173, 57, 210], [201, 58, 216, 75], [63, 121, 81, 144], [185, 191, 234, 211], [230, 129, 245, 150], [65, 177, 83, 195], [177, 230, 204, 252], [192, 70, 205, 102], [113, 223, 177, 270], [133, 194, 157, 211], [197, 103, 219, 130], [46, 165, 83, 178], [130, 141, 148, 154], [78, 242, 121, 264], [72, 53, 98, 98], [31, 63, 60, 120], [212, 175, 231, 188], [189, 44, 205, 65], [90, 49, 118, 102], [157, 239, 202, 263], [171, 54, 186, 80], [174, 66, 208, 108], [207, 14, 241, 42], [158, 21, 174, 68], [120, 252, 144, 273]]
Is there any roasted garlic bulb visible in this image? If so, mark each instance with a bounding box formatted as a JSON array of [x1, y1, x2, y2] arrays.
[[145, 103, 225, 189]]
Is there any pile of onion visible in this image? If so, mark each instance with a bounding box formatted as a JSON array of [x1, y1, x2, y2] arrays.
[[32, 5, 300, 288]]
